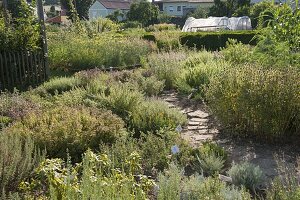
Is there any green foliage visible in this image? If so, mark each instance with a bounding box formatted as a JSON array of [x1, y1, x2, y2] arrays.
[[0, 132, 44, 196], [61, 0, 94, 20], [180, 31, 257, 51], [21, 150, 154, 199], [249, 1, 276, 28], [187, 6, 208, 18], [221, 39, 253, 64], [208, 0, 250, 17], [127, 0, 160, 26], [228, 162, 264, 191], [0, 92, 39, 122], [192, 142, 227, 176], [131, 99, 187, 134], [206, 66, 300, 139], [0, 1, 41, 51], [146, 51, 188, 89], [180, 54, 228, 98], [157, 163, 251, 200], [35, 76, 83, 96], [158, 12, 172, 24], [266, 158, 300, 200], [8, 106, 126, 161], [146, 24, 178, 32], [49, 32, 151, 71]]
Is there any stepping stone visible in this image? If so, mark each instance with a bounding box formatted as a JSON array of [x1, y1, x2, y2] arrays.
[[188, 121, 200, 126], [188, 126, 199, 130], [190, 118, 209, 123], [164, 97, 178, 102], [181, 108, 194, 114], [207, 128, 219, 134], [198, 129, 209, 134], [193, 134, 214, 141], [187, 110, 210, 118]]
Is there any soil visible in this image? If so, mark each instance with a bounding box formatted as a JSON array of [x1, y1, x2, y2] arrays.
[[160, 90, 300, 186]]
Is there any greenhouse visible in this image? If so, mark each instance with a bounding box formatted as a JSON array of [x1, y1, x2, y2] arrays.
[[182, 16, 252, 32]]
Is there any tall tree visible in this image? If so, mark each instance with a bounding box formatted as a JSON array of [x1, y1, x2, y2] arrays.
[[127, 0, 159, 26], [61, 0, 94, 19]]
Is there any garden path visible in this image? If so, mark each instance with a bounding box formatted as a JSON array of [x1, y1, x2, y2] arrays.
[[160, 91, 300, 184]]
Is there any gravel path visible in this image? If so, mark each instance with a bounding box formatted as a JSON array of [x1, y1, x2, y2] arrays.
[[160, 91, 300, 184]]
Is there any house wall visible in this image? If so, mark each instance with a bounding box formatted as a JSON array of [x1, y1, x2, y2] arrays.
[[89, 1, 129, 20], [162, 2, 213, 16]]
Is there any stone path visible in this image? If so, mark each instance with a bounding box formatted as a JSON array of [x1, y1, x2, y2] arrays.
[[160, 91, 300, 184]]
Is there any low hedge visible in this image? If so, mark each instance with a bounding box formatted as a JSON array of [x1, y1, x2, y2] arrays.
[[143, 31, 257, 51], [180, 31, 257, 50]]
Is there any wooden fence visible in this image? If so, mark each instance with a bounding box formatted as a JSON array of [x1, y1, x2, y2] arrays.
[[0, 51, 48, 91]]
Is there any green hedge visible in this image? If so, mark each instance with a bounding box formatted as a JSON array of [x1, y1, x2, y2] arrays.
[[143, 31, 257, 51], [180, 31, 257, 50]]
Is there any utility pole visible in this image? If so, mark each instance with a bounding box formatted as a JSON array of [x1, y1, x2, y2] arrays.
[[37, 0, 49, 79]]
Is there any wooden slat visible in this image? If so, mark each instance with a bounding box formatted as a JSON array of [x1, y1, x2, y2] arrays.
[[0, 53, 5, 91]]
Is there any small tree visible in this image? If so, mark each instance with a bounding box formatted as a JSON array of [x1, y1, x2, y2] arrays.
[[187, 6, 208, 18], [127, 0, 159, 26]]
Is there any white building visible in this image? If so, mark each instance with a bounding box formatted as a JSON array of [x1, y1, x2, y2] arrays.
[[155, 0, 214, 17], [89, 0, 131, 20]]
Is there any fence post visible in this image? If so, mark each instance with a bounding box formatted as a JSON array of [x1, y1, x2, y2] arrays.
[[37, 0, 50, 80]]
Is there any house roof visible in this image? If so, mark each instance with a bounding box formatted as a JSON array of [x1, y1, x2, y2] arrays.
[[154, 0, 214, 3], [97, 0, 131, 10]]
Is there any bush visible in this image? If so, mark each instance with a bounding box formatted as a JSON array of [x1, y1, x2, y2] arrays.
[[146, 51, 188, 89], [7, 106, 126, 161], [20, 150, 154, 199], [89, 83, 144, 120], [228, 162, 264, 190], [49, 33, 151, 71], [221, 39, 253, 65], [0, 132, 43, 195], [34, 76, 83, 96], [193, 143, 226, 176], [206, 66, 300, 139], [146, 24, 177, 32], [181, 58, 228, 98], [0, 92, 39, 121], [180, 31, 257, 51], [137, 75, 165, 96], [157, 163, 251, 200], [130, 99, 187, 134]]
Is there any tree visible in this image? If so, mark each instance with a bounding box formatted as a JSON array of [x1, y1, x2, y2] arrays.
[[208, 0, 250, 17], [61, 0, 94, 19], [187, 6, 208, 18], [127, 0, 159, 26]]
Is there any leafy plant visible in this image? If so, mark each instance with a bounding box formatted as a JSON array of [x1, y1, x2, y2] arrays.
[[8, 106, 126, 161], [130, 99, 187, 135], [228, 162, 264, 191], [0, 132, 44, 196]]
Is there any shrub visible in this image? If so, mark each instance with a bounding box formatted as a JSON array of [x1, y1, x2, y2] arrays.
[[0, 132, 43, 195], [194, 153, 225, 177], [7, 106, 126, 161], [146, 24, 177, 32], [0, 92, 39, 121], [206, 66, 300, 139], [221, 39, 253, 65], [89, 83, 144, 120], [157, 163, 182, 200], [49, 33, 151, 71], [130, 99, 187, 134], [20, 150, 154, 199], [228, 162, 264, 190], [180, 31, 257, 51], [146, 51, 188, 89], [34, 76, 83, 96], [194, 141, 228, 161], [157, 163, 251, 200], [181, 59, 228, 98], [129, 71, 165, 96]]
